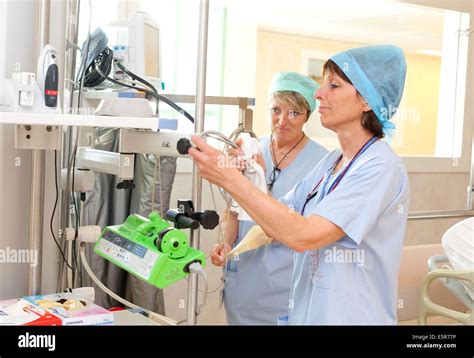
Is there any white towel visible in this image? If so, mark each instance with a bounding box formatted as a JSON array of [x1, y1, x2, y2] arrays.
[[230, 137, 267, 221]]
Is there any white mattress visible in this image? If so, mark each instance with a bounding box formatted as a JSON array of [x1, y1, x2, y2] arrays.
[[442, 217, 474, 300]]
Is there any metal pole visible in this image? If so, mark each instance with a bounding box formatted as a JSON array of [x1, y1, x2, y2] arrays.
[[35, 0, 50, 57], [408, 209, 474, 221], [28, 149, 45, 295], [187, 0, 209, 325], [57, 0, 80, 292], [467, 122, 474, 210], [28, 0, 50, 295]]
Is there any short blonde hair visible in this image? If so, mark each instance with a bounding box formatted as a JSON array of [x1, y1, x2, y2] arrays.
[[269, 91, 311, 121]]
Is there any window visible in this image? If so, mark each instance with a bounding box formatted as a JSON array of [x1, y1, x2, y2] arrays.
[[76, 0, 473, 172]]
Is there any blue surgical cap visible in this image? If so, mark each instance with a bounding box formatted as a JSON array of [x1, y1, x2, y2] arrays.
[[330, 45, 407, 137], [268, 72, 319, 113]]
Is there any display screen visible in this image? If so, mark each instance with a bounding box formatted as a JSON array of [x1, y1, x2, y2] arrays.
[[103, 231, 147, 258], [144, 23, 160, 78]]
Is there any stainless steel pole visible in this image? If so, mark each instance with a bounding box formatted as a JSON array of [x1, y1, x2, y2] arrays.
[[57, 0, 80, 292], [28, 149, 45, 295], [467, 123, 474, 210], [408, 210, 474, 220], [28, 0, 50, 295], [187, 0, 209, 325]]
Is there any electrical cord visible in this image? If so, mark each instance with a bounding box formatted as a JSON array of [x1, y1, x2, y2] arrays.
[[200, 130, 240, 150], [58, 0, 93, 291], [114, 60, 158, 94], [79, 243, 177, 325], [50, 150, 75, 271], [182, 131, 240, 295], [197, 130, 261, 295], [82, 47, 113, 88], [95, 61, 196, 123], [65, 0, 93, 289], [81, 45, 195, 123], [200, 131, 240, 208], [71, 152, 80, 284], [174, 130, 241, 242]]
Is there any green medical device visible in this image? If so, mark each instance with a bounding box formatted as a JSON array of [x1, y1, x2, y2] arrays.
[[93, 211, 206, 289]]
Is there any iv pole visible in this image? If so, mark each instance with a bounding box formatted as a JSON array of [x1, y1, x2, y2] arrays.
[[27, 0, 50, 295], [187, 0, 209, 325]]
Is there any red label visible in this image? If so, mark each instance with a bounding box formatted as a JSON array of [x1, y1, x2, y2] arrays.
[[45, 90, 58, 96]]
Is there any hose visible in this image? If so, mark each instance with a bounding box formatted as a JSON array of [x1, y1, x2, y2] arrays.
[[79, 243, 177, 325]]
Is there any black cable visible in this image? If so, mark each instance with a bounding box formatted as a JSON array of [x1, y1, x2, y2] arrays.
[[50, 150, 74, 271], [115, 64, 196, 123], [69, 6, 94, 284], [82, 47, 114, 87], [92, 50, 195, 123], [99, 66, 195, 123], [71, 150, 80, 284], [115, 60, 158, 94]]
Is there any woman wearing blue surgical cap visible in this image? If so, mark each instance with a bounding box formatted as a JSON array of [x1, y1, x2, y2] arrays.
[[191, 45, 409, 324], [210, 72, 328, 325]]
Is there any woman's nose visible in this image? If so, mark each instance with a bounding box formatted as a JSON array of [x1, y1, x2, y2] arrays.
[[314, 87, 324, 101], [278, 112, 290, 124]]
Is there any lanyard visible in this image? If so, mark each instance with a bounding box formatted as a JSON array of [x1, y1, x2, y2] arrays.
[[300, 136, 378, 215]]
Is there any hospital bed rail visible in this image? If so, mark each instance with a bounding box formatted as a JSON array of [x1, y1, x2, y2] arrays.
[[408, 210, 474, 220], [418, 255, 473, 325]]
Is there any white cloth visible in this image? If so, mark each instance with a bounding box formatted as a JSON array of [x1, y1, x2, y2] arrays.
[[442, 217, 474, 300], [230, 137, 267, 221]]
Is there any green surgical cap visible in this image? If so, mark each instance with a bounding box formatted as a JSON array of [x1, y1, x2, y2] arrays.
[[268, 72, 319, 113]]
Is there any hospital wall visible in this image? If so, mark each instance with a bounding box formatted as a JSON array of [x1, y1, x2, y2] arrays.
[[254, 30, 441, 156], [0, 0, 35, 299], [0, 0, 64, 300]]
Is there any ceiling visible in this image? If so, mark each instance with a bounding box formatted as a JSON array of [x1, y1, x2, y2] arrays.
[[211, 0, 458, 53]]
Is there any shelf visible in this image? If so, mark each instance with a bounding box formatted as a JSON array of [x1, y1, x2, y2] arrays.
[[0, 111, 159, 129]]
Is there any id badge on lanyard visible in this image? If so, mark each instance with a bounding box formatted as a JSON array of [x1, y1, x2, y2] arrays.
[[300, 136, 378, 215], [300, 136, 378, 285]]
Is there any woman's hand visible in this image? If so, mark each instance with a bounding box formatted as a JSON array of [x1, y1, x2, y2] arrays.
[[227, 138, 245, 172], [189, 135, 241, 187], [210, 241, 232, 267], [228, 138, 266, 173]]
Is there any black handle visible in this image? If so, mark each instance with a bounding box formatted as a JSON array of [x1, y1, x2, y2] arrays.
[[177, 138, 192, 155], [166, 210, 199, 230], [199, 210, 220, 230]]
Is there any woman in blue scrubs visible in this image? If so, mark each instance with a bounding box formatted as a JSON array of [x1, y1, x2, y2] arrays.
[[211, 72, 328, 325], [191, 45, 410, 324]]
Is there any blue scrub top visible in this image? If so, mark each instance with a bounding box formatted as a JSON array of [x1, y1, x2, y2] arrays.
[[280, 140, 410, 324], [224, 135, 328, 325]]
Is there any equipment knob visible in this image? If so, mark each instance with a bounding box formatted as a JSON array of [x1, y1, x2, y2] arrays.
[[177, 138, 192, 155], [200, 210, 219, 230]]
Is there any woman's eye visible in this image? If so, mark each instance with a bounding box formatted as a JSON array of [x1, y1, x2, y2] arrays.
[[330, 83, 339, 89], [270, 108, 280, 114], [288, 111, 300, 118]]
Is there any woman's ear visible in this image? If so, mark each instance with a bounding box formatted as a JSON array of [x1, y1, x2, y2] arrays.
[[357, 93, 371, 112], [362, 102, 371, 112]]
